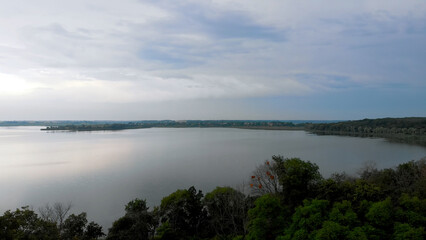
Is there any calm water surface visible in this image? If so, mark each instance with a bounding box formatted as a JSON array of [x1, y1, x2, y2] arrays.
[[1, 126, 425, 228]]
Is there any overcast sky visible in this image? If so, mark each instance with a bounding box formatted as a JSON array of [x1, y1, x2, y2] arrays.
[[1, 0, 425, 120]]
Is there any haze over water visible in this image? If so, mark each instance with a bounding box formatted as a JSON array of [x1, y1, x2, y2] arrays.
[[1, 126, 425, 228]]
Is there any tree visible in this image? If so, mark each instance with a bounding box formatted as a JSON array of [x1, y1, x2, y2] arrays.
[[314, 201, 360, 240], [346, 227, 368, 240], [0, 206, 59, 240], [328, 200, 359, 228], [107, 216, 135, 240], [247, 194, 287, 240], [393, 223, 425, 240], [365, 198, 393, 228], [394, 160, 425, 196], [351, 180, 382, 205], [279, 199, 329, 240], [364, 198, 393, 239], [315, 221, 347, 240], [84, 221, 104, 240], [156, 186, 207, 239], [358, 159, 426, 199], [273, 156, 322, 206], [62, 212, 104, 240], [154, 221, 179, 240], [38, 202, 72, 234], [249, 157, 282, 195], [62, 213, 88, 239], [204, 187, 248, 238], [107, 198, 154, 240], [317, 173, 356, 203], [395, 194, 426, 228]]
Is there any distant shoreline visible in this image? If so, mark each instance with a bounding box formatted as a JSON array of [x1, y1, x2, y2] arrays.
[[2, 118, 425, 147], [236, 126, 305, 130], [34, 120, 308, 132], [40, 126, 306, 131]]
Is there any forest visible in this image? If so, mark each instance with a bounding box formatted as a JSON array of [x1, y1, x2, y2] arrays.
[[1, 156, 425, 240], [306, 117, 426, 146], [40, 120, 305, 131]]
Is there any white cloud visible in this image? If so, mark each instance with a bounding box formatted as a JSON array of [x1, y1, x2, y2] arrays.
[[0, 73, 37, 95], [0, 0, 425, 119]]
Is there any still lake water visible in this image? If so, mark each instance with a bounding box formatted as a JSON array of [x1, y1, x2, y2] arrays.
[[1, 126, 426, 229]]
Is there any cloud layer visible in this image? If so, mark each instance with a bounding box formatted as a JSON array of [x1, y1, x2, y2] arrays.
[[1, 0, 425, 119]]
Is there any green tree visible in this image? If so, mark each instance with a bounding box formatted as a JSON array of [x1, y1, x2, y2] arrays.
[[313, 201, 360, 240], [315, 221, 347, 240], [273, 156, 322, 207], [346, 227, 368, 240], [364, 198, 393, 239], [0, 206, 59, 240], [317, 173, 356, 204], [279, 199, 329, 240], [328, 200, 358, 228], [393, 223, 425, 240], [62, 213, 88, 239], [62, 212, 104, 240], [84, 221, 105, 240], [246, 194, 287, 240], [351, 180, 382, 205], [395, 194, 426, 228], [365, 198, 393, 228], [156, 186, 207, 239], [107, 198, 154, 240], [154, 221, 179, 240]]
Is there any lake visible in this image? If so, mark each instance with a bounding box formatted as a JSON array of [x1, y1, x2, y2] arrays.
[[1, 126, 425, 229]]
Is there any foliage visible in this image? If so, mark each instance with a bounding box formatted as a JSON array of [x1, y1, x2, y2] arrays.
[[328, 201, 359, 227], [0, 206, 103, 240], [204, 187, 248, 238], [315, 221, 347, 240], [246, 194, 287, 240], [395, 194, 426, 228], [306, 117, 426, 146], [360, 159, 426, 199], [107, 198, 154, 240], [0, 206, 59, 240], [156, 186, 207, 239], [393, 223, 425, 240], [273, 156, 322, 207], [280, 199, 330, 239], [62, 213, 88, 239], [85, 221, 104, 240], [62, 212, 105, 240]]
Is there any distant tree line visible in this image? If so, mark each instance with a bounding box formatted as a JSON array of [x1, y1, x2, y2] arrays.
[[307, 117, 426, 146], [1, 156, 425, 239], [0, 121, 126, 127], [41, 120, 305, 131], [307, 117, 426, 133], [43, 123, 151, 131]]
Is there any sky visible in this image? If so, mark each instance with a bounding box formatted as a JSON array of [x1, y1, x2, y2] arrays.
[[0, 0, 425, 120]]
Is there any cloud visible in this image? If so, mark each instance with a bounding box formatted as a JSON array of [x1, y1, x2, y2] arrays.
[[0, 73, 36, 95], [0, 0, 425, 119]]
